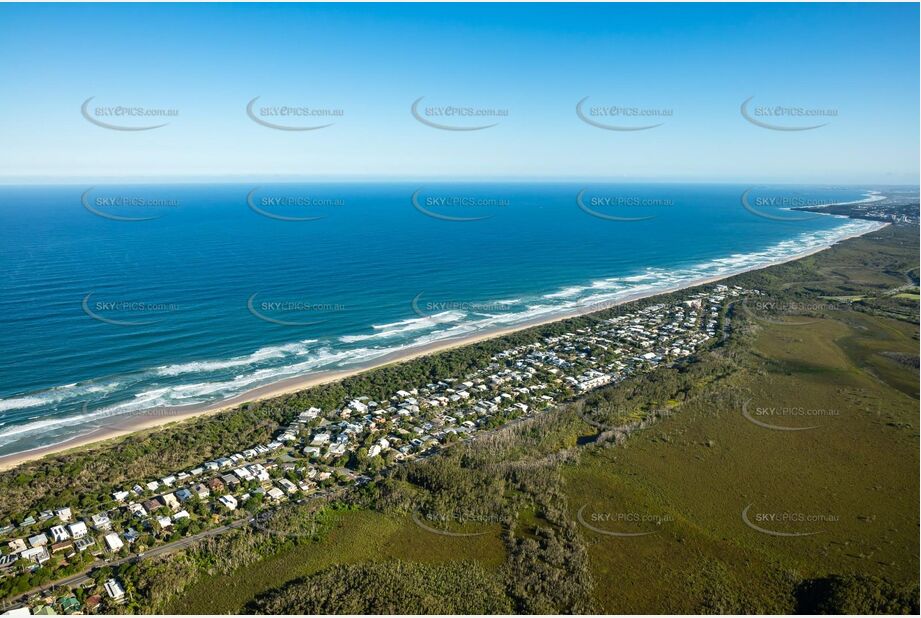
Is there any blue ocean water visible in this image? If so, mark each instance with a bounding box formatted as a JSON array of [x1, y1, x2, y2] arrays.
[[0, 183, 884, 456]]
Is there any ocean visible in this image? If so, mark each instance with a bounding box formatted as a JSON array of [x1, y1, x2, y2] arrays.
[[0, 182, 886, 457]]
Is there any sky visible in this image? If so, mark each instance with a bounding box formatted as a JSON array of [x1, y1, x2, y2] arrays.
[[0, 2, 918, 184]]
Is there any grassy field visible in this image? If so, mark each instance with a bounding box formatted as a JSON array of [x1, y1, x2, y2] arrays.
[[563, 309, 918, 612], [167, 509, 505, 613]]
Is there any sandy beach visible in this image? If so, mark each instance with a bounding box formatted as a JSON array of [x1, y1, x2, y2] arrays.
[[0, 221, 888, 472]]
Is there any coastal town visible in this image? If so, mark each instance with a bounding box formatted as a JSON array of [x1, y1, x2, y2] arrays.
[[0, 284, 757, 614]]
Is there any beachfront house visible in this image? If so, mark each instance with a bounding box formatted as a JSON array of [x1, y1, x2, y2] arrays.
[[104, 579, 126, 601]]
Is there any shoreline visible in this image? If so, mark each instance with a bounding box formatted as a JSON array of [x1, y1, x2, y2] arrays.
[[0, 220, 889, 472]]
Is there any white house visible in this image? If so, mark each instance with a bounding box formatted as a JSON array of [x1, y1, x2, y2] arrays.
[[104, 578, 125, 600], [49, 525, 70, 543], [92, 513, 112, 531], [68, 522, 88, 539], [104, 533, 124, 552]]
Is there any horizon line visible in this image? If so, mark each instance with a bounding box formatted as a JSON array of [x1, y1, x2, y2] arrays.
[[1, 176, 918, 188]]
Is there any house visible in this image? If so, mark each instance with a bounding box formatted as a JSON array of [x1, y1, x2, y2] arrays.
[[112, 490, 130, 503], [247, 464, 270, 482], [160, 493, 180, 511], [192, 483, 210, 499], [128, 503, 147, 518], [276, 478, 297, 494], [103, 533, 124, 552], [104, 578, 125, 601], [49, 526, 70, 543], [7, 539, 26, 554], [67, 521, 88, 540], [299, 407, 321, 419], [142, 498, 163, 513], [21, 546, 50, 564], [74, 537, 98, 553], [266, 487, 285, 502], [82, 595, 103, 613], [302, 445, 321, 457], [156, 516, 172, 530], [91, 514, 112, 531], [218, 495, 237, 511], [28, 533, 48, 548], [160, 475, 176, 487], [175, 488, 193, 503], [57, 596, 81, 615], [51, 540, 74, 555], [310, 432, 331, 446], [123, 528, 140, 544], [173, 510, 190, 521], [54, 508, 72, 523], [232, 467, 253, 482]]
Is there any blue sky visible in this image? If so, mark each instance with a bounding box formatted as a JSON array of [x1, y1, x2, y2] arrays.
[[0, 3, 917, 183]]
